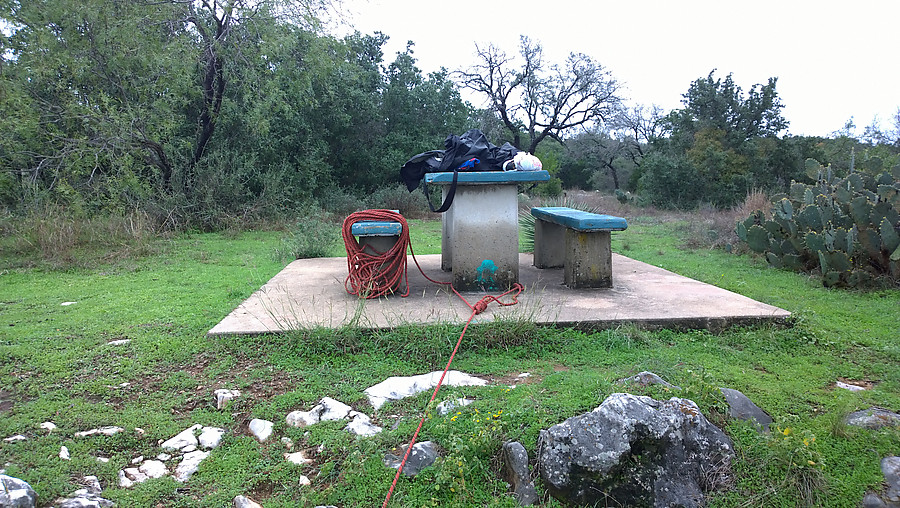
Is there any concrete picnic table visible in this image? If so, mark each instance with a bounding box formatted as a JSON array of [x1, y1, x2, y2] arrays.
[[424, 170, 550, 291]]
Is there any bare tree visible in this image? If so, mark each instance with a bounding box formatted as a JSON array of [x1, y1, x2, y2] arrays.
[[456, 36, 622, 154]]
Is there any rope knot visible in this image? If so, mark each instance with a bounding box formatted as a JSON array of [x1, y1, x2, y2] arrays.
[[473, 298, 490, 314]]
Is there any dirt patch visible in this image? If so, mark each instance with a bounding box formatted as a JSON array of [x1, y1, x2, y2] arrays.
[[0, 389, 14, 413], [488, 372, 543, 386]]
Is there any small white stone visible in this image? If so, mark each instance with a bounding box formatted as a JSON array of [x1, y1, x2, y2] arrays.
[[284, 451, 313, 465], [214, 389, 241, 410], [157, 453, 171, 461], [281, 437, 294, 450], [286, 406, 324, 428], [40, 422, 57, 433], [345, 412, 382, 437], [131, 455, 144, 465], [174, 450, 210, 482], [181, 445, 197, 453], [75, 426, 125, 438], [97, 457, 110, 463], [61, 301, 77, 306], [198, 427, 225, 449], [59, 446, 70, 460], [319, 397, 353, 421], [233, 495, 264, 508], [436, 398, 475, 416], [835, 380, 867, 392], [248, 419, 274, 443], [134, 427, 145, 436], [82, 475, 102, 494], [118, 470, 134, 488], [139, 460, 168, 479], [107, 339, 131, 346], [3, 435, 27, 443], [298, 475, 311, 486], [160, 424, 202, 451], [123, 467, 149, 483]]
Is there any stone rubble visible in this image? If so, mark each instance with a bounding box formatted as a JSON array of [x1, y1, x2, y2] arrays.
[[58, 446, 70, 460], [500, 441, 538, 506], [285, 398, 382, 437]]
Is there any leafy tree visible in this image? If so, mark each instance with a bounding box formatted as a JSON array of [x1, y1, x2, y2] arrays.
[[456, 36, 622, 154], [638, 70, 792, 208]]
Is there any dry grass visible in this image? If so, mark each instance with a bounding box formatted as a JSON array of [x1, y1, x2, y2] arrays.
[[0, 206, 164, 268]]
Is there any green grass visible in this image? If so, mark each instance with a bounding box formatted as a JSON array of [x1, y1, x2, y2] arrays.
[[1, 217, 898, 507]]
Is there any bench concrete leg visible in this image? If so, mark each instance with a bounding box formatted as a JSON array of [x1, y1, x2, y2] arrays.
[[359, 235, 402, 291], [533, 219, 566, 268], [565, 230, 613, 288], [444, 185, 519, 291]]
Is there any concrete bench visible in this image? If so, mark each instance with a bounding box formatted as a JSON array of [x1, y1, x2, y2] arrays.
[[531, 206, 628, 288]]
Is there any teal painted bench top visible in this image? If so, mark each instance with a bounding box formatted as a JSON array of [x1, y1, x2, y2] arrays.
[[351, 210, 402, 236], [351, 221, 402, 236], [531, 207, 628, 232], [424, 170, 550, 185]]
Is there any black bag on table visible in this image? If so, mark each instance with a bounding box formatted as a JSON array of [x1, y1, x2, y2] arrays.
[[400, 129, 518, 213]]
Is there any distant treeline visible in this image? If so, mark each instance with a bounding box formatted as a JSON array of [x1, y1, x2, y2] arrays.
[[2, 1, 898, 228]]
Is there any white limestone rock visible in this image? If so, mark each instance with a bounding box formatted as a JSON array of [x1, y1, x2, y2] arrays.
[[298, 475, 311, 486], [40, 422, 57, 434], [0, 474, 37, 507], [139, 460, 168, 479], [233, 495, 263, 508], [214, 389, 241, 410], [284, 451, 313, 465], [436, 398, 475, 416], [174, 450, 210, 482], [345, 412, 382, 437], [365, 371, 487, 410], [122, 467, 149, 485], [248, 419, 273, 443], [160, 424, 202, 451], [286, 406, 323, 428], [106, 339, 131, 346], [59, 446, 70, 460], [75, 426, 124, 438], [319, 397, 352, 421], [198, 427, 225, 449], [3, 435, 27, 443]]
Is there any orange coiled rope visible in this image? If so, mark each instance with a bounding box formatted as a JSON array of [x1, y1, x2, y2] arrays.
[[342, 209, 411, 298]]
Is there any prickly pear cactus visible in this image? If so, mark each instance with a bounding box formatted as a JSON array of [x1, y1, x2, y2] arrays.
[[737, 158, 900, 287]]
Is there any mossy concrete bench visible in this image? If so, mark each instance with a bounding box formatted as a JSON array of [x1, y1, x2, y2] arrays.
[[531, 207, 628, 288]]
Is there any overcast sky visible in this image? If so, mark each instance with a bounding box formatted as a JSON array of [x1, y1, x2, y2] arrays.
[[340, 0, 899, 138]]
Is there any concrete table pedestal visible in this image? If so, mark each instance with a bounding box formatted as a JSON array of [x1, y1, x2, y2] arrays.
[[425, 170, 549, 291]]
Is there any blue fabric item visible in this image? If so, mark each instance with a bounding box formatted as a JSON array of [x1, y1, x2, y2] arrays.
[[531, 207, 628, 232], [351, 221, 402, 236]]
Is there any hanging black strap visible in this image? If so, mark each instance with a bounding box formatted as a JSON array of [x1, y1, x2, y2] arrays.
[[423, 169, 459, 213]]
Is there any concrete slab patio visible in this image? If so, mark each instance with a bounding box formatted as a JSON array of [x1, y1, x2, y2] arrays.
[[208, 253, 790, 335]]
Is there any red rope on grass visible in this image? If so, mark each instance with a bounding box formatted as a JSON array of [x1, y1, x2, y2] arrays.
[[381, 284, 523, 507], [341, 209, 524, 506]]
